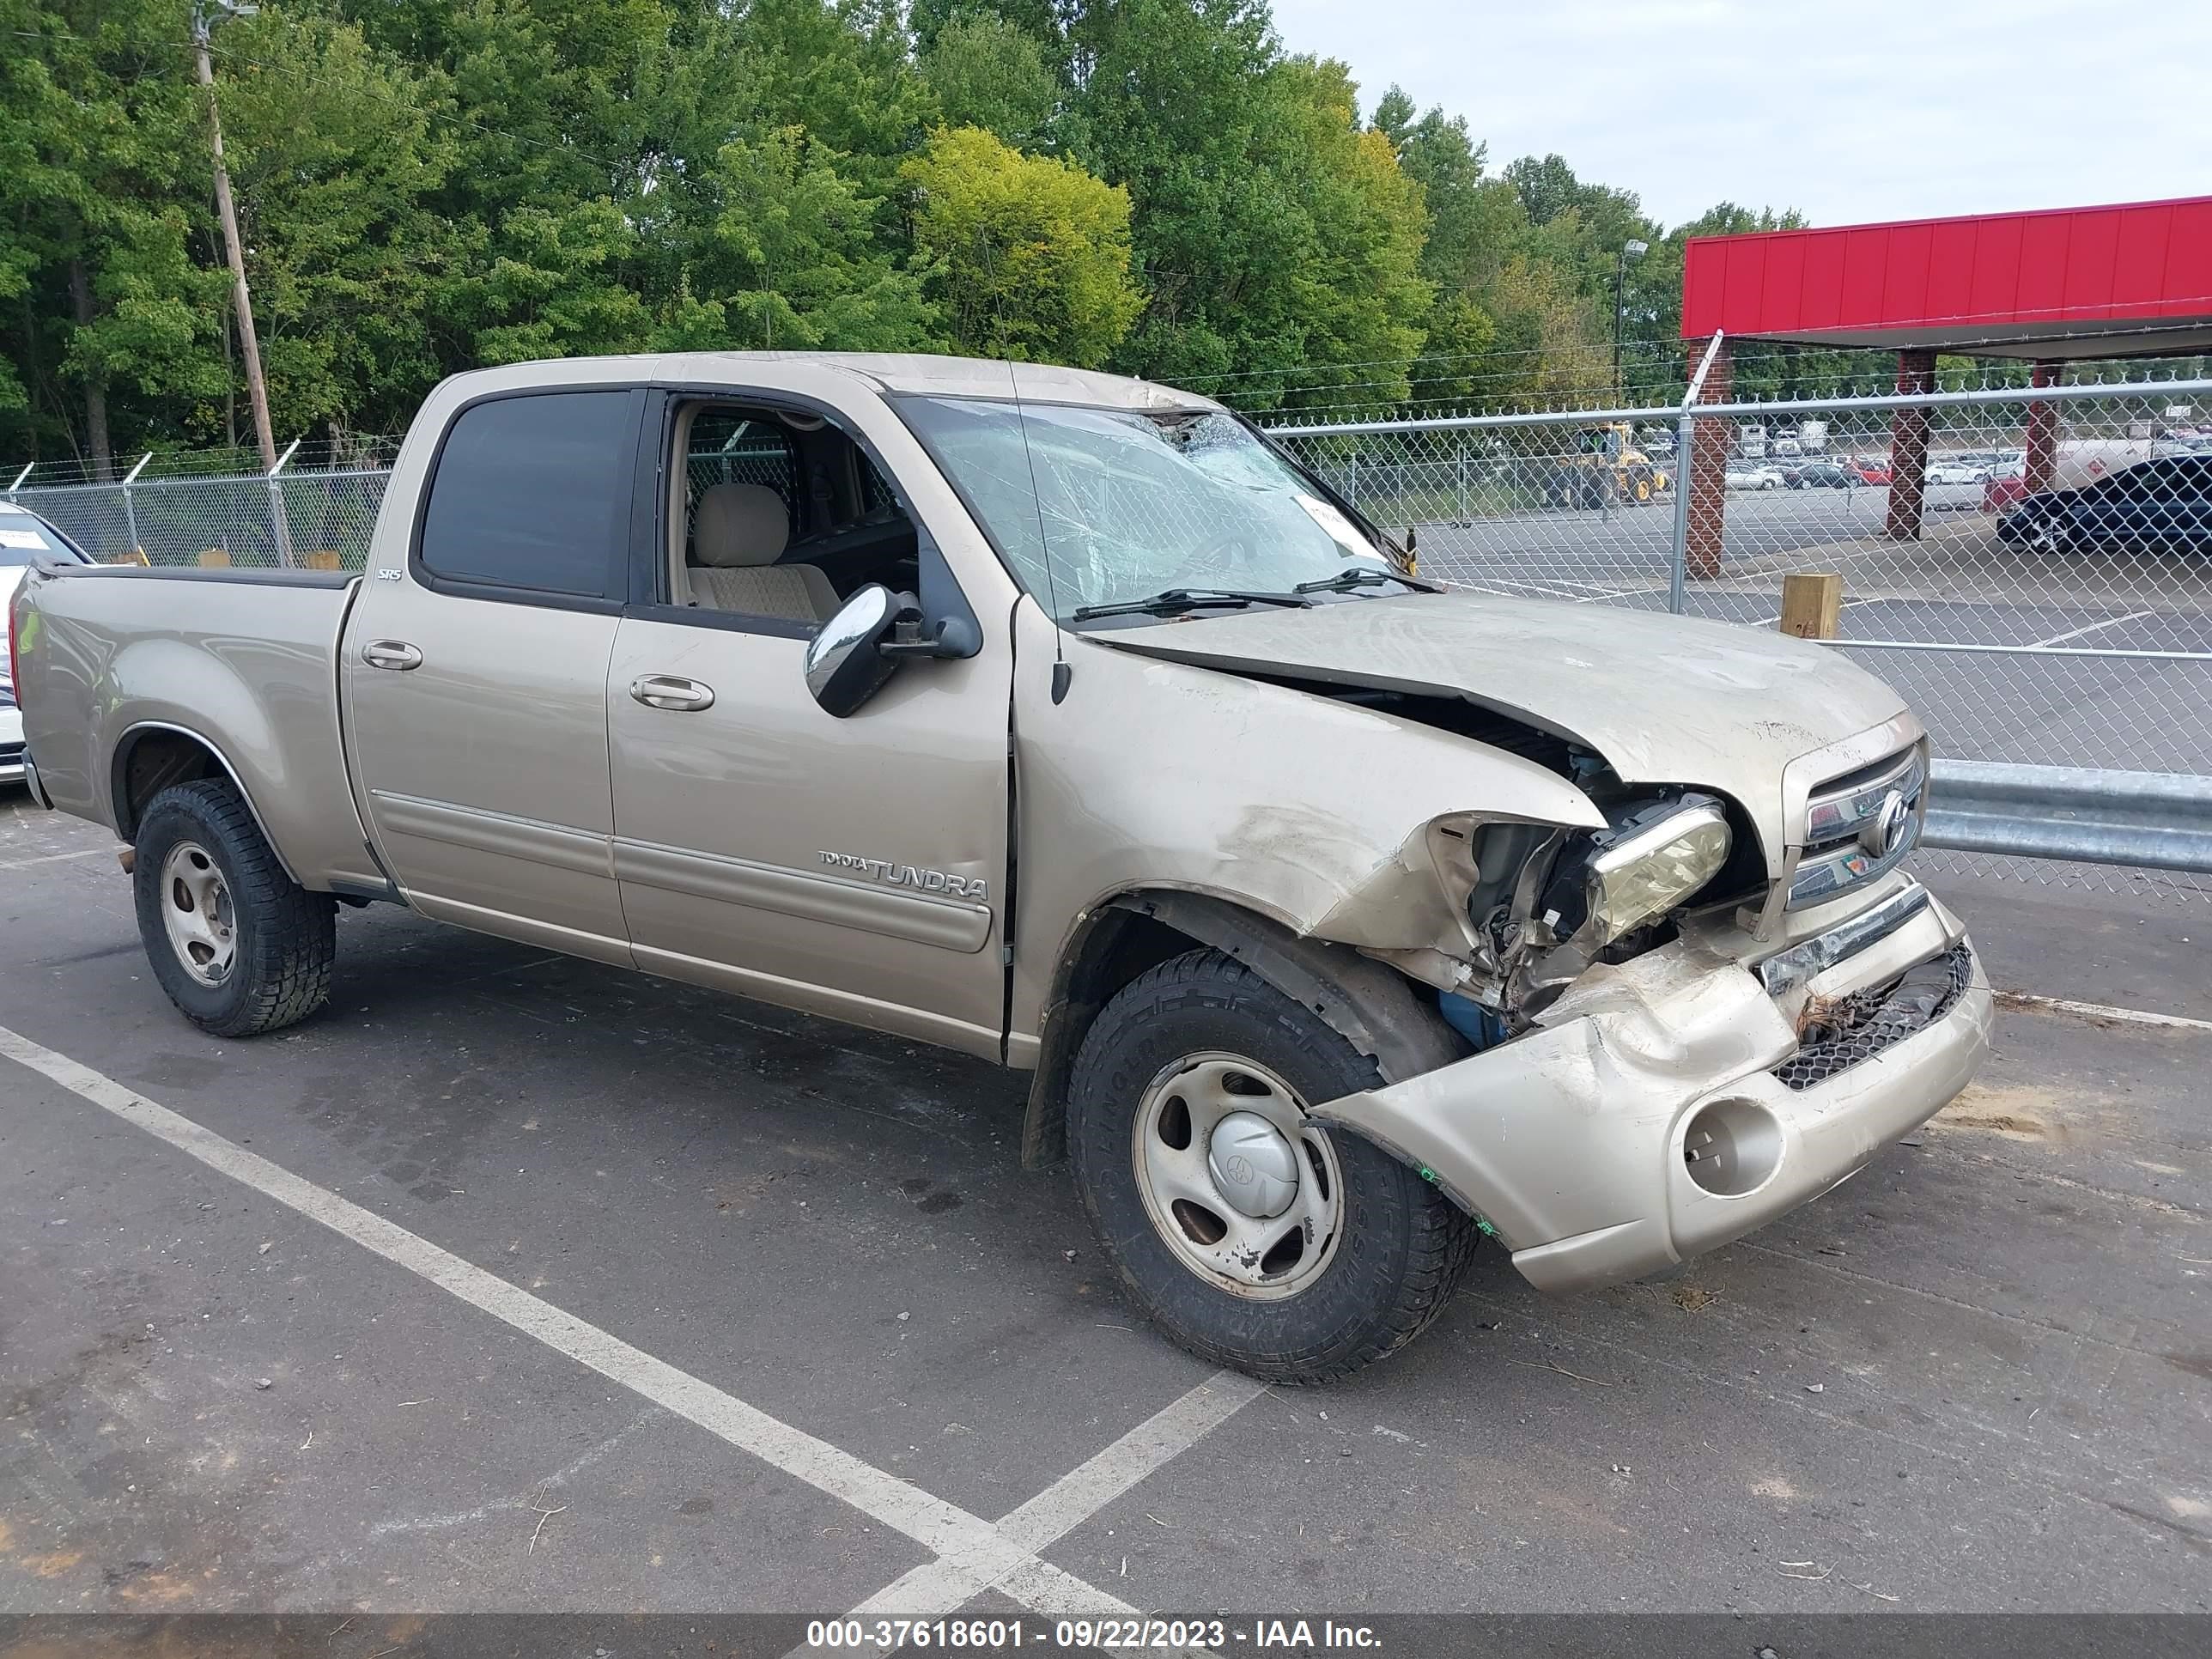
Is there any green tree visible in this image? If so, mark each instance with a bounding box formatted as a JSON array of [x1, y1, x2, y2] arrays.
[[920, 8, 1060, 149], [903, 125, 1140, 368], [210, 9, 457, 438], [0, 0, 225, 470], [1265, 58, 1429, 415], [702, 126, 937, 351]]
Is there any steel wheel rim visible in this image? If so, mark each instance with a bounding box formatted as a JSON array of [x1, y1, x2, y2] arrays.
[[1130, 1053, 1345, 1300], [160, 841, 237, 988]]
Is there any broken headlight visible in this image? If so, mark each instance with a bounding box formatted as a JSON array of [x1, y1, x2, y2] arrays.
[[1542, 797, 1731, 946]]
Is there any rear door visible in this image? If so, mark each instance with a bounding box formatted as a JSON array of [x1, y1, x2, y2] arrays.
[[343, 386, 643, 963]]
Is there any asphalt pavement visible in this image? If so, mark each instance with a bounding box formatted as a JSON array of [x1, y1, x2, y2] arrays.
[[3, 793, 2207, 1630]]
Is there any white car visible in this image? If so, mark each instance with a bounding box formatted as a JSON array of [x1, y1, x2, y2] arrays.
[[1924, 458, 1986, 485], [2, 502, 94, 784], [1726, 464, 1782, 490]]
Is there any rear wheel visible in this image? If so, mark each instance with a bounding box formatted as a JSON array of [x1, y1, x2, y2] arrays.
[[1067, 950, 1475, 1383], [133, 779, 335, 1037]]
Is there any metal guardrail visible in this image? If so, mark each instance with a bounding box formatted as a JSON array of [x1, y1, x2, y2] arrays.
[[1924, 761, 2212, 874]]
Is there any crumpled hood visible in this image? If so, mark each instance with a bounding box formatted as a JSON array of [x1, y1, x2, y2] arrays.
[[1098, 590, 1914, 859]]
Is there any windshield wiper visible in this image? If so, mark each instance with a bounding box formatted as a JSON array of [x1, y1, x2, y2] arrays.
[[1071, 587, 1314, 622], [1292, 566, 1437, 595]]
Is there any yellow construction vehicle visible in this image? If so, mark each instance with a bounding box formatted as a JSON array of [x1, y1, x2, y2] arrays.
[[1548, 422, 1673, 508]]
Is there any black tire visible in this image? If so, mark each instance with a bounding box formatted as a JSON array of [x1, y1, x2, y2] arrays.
[[132, 778, 335, 1037], [1066, 949, 1476, 1384]]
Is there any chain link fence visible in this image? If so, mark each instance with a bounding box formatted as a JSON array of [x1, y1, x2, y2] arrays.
[[11, 375, 2209, 897], [1270, 374, 2212, 898]]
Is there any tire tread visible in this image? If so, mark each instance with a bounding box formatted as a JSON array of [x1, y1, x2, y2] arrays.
[[1068, 948, 1475, 1384], [135, 778, 334, 1037]]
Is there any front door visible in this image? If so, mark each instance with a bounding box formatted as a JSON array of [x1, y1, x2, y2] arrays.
[[344, 386, 642, 963], [605, 394, 1012, 1057]]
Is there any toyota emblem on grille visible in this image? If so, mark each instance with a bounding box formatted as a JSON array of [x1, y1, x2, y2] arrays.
[[1862, 788, 1911, 860]]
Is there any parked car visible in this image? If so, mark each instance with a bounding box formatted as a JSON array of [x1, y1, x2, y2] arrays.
[[1725, 464, 1780, 491], [1786, 461, 1856, 489], [10, 352, 1988, 1383], [1996, 453, 2212, 555], [2, 502, 94, 786], [1851, 458, 1893, 486], [1984, 438, 2158, 514], [1923, 459, 1985, 486]]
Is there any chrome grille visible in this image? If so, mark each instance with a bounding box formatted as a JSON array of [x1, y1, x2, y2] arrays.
[[1790, 745, 1925, 909]]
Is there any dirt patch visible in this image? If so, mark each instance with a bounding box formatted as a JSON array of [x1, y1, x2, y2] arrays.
[[1670, 1285, 1720, 1312], [1930, 1083, 2078, 1145], [1947, 1112, 2046, 1136]]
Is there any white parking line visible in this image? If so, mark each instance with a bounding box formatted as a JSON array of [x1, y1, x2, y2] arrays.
[[0, 1025, 1258, 1623], [2030, 609, 2157, 648], [1994, 991, 2212, 1033], [1747, 598, 1872, 629], [835, 1371, 1263, 1624], [0, 846, 109, 872]]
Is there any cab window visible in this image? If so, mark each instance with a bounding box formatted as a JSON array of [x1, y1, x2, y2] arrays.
[[664, 399, 921, 631], [418, 391, 635, 599]]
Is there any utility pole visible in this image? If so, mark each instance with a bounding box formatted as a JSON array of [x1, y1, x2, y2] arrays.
[[1613, 238, 1649, 400], [192, 2, 275, 474]]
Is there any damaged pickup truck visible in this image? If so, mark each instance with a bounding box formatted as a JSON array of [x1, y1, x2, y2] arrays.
[[9, 353, 1988, 1382]]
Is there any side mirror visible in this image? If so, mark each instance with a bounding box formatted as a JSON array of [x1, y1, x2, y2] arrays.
[[805, 584, 908, 718]]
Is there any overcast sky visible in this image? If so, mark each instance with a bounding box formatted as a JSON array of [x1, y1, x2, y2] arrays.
[[1269, 0, 2209, 232]]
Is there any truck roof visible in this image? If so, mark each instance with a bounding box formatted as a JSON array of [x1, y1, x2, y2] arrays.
[[440, 352, 1218, 414]]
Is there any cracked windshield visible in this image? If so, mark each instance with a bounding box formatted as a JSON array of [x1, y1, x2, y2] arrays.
[[897, 398, 1403, 619]]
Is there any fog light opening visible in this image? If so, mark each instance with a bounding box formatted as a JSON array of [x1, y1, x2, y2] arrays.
[[1681, 1098, 1783, 1198]]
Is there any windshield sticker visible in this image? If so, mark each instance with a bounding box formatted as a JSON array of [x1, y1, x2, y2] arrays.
[[1292, 493, 1370, 555], [0, 529, 48, 549]]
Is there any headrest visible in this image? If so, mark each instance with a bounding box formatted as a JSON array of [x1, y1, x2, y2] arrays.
[[694, 483, 790, 568]]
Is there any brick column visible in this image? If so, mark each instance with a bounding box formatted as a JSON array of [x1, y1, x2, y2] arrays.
[[2024, 359, 2061, 493], [1682, 336, 1733, 579], [1884, 349, 1936, 540]]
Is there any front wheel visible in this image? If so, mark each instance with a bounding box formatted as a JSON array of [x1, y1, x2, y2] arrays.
[[133, 778, 336, 1037], [1067, 950, 1476, 1383]]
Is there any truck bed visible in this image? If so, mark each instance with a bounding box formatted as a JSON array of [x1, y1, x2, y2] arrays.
[[11, 562, 383, 892]]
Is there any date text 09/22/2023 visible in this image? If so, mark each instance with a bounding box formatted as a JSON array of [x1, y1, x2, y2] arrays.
[[805, 1618, 1383, 1650]]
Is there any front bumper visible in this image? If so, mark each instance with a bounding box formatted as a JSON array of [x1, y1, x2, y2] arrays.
[[1315, 878, 1990, 1292]]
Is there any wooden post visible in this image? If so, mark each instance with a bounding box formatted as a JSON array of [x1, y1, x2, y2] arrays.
[[1778, 572, 1842, 639], [198, 549, 232, 568], [302, 550, 342, 571]]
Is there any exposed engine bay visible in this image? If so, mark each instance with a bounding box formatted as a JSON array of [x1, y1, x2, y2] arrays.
[[1270, 678, 1771, 1036]]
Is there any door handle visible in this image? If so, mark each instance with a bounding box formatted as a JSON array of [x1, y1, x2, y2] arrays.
[[362, 639, 423, 671], [630, 675, 716, 713]]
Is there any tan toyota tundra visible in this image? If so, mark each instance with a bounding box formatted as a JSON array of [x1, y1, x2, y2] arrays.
[[9, 353, 1989, 1382]]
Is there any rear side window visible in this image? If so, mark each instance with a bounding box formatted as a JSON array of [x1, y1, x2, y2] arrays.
[[418, 391, 635, 597]]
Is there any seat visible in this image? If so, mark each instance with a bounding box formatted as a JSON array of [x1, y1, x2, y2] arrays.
[[685, 482, 839, 623]]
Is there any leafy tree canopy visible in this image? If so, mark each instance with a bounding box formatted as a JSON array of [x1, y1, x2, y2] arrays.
[[0, 0, 1808, 468]]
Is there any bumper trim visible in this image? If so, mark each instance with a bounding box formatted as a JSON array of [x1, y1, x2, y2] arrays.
[[18, 750, 53, 808], [1758, 877, 1929, 997]]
